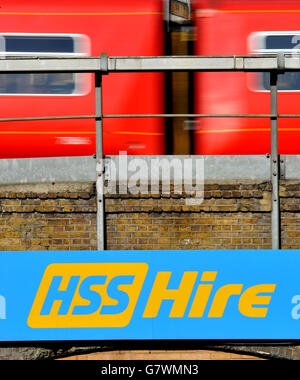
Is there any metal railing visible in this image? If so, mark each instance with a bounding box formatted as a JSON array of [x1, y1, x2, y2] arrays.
[[0, 53, 298, 250]]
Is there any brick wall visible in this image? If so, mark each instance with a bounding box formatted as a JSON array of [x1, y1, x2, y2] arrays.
[[0, 182, 97, 251], [105, 180, 273, 250], [1, 179, 300, 359], [280, 181, 300, 248], [0, 180, 273, 251]]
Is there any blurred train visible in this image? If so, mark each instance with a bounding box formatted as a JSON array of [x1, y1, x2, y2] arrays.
[[0, 0, 165, 158], [1, 0, 300, 158], [194, 0, 300, 154]]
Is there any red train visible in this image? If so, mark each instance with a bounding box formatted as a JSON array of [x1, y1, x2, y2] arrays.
[[0, 0, 165, 158], [1, 0, 300, 158], [194, 0, 300, 154]]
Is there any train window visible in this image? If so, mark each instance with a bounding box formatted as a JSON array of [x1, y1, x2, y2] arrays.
[[3, 36, 75, 53], [249, 31, 300, 91], [0, 34, 89, 95]]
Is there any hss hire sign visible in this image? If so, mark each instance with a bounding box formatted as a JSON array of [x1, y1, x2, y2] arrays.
[[0, 250, 299, 341]]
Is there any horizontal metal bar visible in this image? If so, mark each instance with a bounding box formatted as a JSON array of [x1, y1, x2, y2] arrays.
[[103, 113, 300, 119], [0, 57, 101, 73], [107, 54, 300, 72], [0, 115, 97, 122], [0, 114, 280, 122], [108, 55, 281, 72], [278, 115, 300, 118], [103, 114, 277, 118], [0, 54, 300, 73], [5, 113, 300, 122]]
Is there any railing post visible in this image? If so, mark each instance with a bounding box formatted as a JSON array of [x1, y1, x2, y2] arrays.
[[270, 70, 280, 249], [95, 70, 105, 251]]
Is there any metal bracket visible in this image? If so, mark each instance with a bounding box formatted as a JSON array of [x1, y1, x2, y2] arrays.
[[234, 56, 244, 70], [271, 155, 285, 179], [277, 52, 285, 72], [100, 53, 108, 74], [280, 155, 286, 180]]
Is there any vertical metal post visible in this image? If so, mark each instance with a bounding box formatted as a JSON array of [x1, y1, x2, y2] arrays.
[[165, 0, 170, 31], [95, 71, 105, 251], [270, 70, 280, 249]]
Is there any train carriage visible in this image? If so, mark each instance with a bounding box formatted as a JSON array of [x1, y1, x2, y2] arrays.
[[0, 0, 165, 158], [193, 0, 300, 154]]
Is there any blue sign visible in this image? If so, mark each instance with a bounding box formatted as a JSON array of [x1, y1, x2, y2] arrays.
[[0, 249, 300, 341]]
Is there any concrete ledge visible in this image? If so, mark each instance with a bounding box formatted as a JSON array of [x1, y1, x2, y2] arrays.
[[0, 155, 272, 184]]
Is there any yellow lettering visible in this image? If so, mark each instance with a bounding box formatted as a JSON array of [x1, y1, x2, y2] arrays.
[[143, 271, 198, 318], [189, 271, 217, 318], [208, 284, 243, 317], [238, 284, 276, 317]]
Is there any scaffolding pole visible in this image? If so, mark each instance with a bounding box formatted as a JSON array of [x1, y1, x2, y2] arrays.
[[270, 71, 280, 249]]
